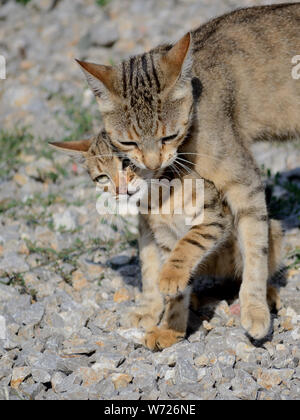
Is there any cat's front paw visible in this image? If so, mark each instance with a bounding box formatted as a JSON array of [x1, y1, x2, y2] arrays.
[[144, 326, 184, 351], [240, 300, 271, 340], [159, 265, 188, 296]]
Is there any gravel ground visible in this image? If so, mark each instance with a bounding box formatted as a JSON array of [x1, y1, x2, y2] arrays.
[[0, 0, 300, 400]]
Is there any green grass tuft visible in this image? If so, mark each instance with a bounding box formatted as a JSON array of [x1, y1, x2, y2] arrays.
[[16, 0, 31, 5], [0, 129, 33, 180], [96, 0, 111, 7]]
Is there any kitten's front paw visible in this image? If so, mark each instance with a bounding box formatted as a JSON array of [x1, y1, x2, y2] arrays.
[[144, 326, 184, 351], [159, 265, 188, 296], [127, 310, 158, 330], [241, 300, 271, 340], [123, 302, 163, 330]]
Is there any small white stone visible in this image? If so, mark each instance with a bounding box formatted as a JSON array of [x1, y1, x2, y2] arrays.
[[117, 328, 144, 344], [197, 368, 207, 382], [101, 292, 109, 300], [0, 316, 6, 340], [236, 342, 255, 362], [53, 210, 76, 231], [291, 328, 300, 341], [286, 307, 297, 318], [165, 369, 176, 382]]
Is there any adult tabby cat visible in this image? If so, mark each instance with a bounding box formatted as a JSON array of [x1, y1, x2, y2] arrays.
[[76, 3, 300, 340], [50, 132, 283, 350]]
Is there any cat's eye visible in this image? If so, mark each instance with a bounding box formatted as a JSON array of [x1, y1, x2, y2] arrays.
[[119, 141, 138, 148], [161, 133, 179, 144], [94, 174, 110, 184]]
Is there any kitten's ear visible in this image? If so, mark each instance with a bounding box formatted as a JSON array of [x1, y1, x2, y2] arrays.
[[49, 139, 92, 164], [76, 59, 117, 98], [160, 32, 192, 89]]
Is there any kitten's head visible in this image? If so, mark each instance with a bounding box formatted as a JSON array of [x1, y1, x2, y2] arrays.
[[49, 132, 146, 198], [76, 33, 198, 171]]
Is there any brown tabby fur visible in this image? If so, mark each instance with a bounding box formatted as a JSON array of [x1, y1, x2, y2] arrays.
[[76, 3, 299, 340], [50, 133, 283, 350]]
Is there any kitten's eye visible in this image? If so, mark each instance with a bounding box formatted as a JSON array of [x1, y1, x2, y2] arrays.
[[94, 175, 109, 184], [161, 133, 178, 144], [119, 141, 138, 148], [101, 130, 108, 140], [122, 158, 131, 170]]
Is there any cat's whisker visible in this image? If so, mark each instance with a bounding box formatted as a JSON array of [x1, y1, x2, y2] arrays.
[[175, 159, 199, 177], [177, 152, 224, 162], [176, 157, 197, 166], [174, 159, 193, 175], [170, 163, 182, 178]]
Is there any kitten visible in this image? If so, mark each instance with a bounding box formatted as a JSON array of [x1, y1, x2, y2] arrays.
[[75, 3, 300, 340], [50, 132, 283, 350]]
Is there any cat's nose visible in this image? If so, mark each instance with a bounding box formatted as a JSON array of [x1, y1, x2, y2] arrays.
[[144, 152, 161, 170], [146, 163, 160, 170]]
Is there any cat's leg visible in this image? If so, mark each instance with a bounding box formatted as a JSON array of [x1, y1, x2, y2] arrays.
[[268, 219, 284, 279], [221, 173, 271, 339], [189, 113, 273, 340], [203, 219, 283, 281], [201, 144, 274, 338], [126, 216, 164, 329], [198, 219, 283, 311], [159, 212, 231, 296], [144, 287, 192, 351]]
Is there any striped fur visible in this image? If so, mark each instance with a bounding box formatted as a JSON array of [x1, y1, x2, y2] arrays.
[[51, 132, 284, 350], [76, 3, 300, 340]]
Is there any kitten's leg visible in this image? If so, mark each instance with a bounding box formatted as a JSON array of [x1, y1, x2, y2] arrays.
[[145, 287, 191, 351], [159, 213, 231, 295], [126, 216, 164, 329]]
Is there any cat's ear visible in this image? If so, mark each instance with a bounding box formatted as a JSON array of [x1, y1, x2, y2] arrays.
[[160, 32, 193, 91], [49, 139, 92, 164], [75, 59, 117, 110]]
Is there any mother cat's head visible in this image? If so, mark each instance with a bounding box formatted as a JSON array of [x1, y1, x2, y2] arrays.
[[76, 33, 199, 171]]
